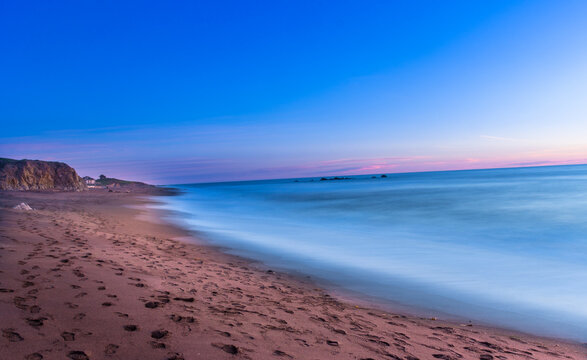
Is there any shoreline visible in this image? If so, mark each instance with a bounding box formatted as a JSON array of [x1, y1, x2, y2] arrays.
[[1, 189, 584, 359], [142, 194, 586, 345]]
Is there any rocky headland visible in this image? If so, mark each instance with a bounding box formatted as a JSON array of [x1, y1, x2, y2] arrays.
[[0, 158, 86, 191]]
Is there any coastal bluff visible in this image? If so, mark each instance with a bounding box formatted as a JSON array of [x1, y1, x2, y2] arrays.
[[0, 158, 86, 191]]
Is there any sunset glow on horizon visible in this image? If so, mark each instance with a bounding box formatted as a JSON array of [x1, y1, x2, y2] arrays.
[[2, 1, 587, 184]]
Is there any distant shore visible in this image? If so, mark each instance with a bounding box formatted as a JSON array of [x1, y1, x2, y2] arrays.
[[0, 189, 584, 360]]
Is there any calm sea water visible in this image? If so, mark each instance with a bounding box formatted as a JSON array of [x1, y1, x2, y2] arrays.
[[152, 165, 587, 341]]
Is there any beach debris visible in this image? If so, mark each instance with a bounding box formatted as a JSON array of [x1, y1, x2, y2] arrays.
[[13, 202, 33, 211]]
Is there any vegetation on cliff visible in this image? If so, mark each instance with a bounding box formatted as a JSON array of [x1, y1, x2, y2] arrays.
[[94, 174, 149, 187]]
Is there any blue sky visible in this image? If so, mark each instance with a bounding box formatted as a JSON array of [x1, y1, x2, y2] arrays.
[[2, 1, 587, 183]]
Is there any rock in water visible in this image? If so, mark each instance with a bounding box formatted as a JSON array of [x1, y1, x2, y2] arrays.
[[0, 158, 87, 191]]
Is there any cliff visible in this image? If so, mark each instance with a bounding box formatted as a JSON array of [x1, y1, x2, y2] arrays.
[[0, 158, 87, 191]]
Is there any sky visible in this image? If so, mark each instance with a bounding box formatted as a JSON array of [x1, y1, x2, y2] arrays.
[[2, 1, 587, 184]]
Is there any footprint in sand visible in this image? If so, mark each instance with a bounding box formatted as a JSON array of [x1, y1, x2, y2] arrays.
[[26, 317, 46, 328], [2, 328, 24, 342], [273, 350, 293, 358], [169, 314, 195, 324], [72, 269, 85, 278], [123, 325, 138, 332], [151, 330, 168, 339], [61, 331, 75, 341], [25, 353, 43, 360], [173, 296, 194, 302], [144, 301, 160, 309], [67, 351, 89, 360], [104, 344, 119, 355], [65, 302, 79, 309], [165, 353, 185, 360], [150, 341, 167, 349], [212, 343, 239, 355]]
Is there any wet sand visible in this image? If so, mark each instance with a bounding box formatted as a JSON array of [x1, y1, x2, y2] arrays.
[[0, 190, 584, 360]]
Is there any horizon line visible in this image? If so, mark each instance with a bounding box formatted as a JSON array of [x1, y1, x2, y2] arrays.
[[164, 161, 587, 186]]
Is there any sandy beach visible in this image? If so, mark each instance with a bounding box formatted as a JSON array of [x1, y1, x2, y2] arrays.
[[0, 190, 584, 360]]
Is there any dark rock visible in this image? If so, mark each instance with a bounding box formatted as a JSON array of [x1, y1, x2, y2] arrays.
[[320, 176, 352, 181]]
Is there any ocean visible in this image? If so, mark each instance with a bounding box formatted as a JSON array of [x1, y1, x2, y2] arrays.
[[151, 164, 587, 341]]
